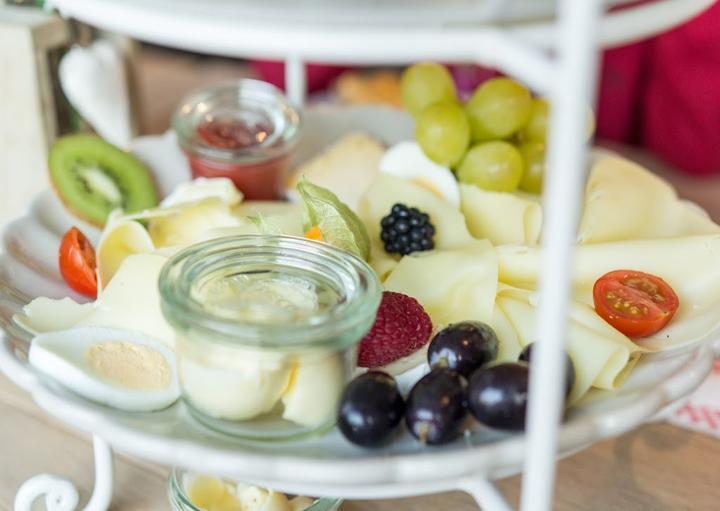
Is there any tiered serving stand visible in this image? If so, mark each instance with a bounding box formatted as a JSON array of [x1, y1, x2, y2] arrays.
[[1, 1, 717, 510]]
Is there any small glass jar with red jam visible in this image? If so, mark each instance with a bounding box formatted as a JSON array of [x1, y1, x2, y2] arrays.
[[173, 80, 301, 200]]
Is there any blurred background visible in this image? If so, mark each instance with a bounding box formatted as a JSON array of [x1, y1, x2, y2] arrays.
[[3, 0, 719, 225]]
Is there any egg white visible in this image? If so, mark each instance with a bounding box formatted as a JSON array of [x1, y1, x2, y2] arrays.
[[29, 326, 180, 412], [379, 141, 461, 207]]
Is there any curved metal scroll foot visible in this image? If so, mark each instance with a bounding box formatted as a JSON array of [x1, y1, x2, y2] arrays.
[[458, 477, 512, 511], [14, 436, 114, 511]]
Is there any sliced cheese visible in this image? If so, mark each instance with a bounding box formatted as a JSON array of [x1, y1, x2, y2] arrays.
[[383, 240, 497, 326], [76, 253, 175, 347], [579, 156, 720, 243], [96, 215, 155, 288], [460, 184, 542, 246], [358, 174, 474, 254], [14, 297, 93, 335], [497, 235, 720, 349], [496, 286, 642, 403], [287, 132, 384, 211]]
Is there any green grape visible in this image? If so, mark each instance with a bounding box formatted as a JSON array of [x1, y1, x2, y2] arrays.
[[416, 102, 470, 167], [401, 63, 457, 117], [457, 141, 523, 192], [465, 78, 532, 141], [520, 98, 549, 143], [520, 99, 596, 143], [518, 141, 545, 194]]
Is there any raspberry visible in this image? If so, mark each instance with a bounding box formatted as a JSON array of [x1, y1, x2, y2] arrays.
[[358, 291, 433, 368]]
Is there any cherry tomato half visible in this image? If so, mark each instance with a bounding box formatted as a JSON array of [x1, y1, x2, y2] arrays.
[[593, 270, 679, 338], [59, 227, 97, 297]]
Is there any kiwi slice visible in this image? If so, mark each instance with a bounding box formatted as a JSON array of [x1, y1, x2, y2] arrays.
[[49, 135, 158, 226]]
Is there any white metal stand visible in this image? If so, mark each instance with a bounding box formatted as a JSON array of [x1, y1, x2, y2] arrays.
[[7, 1, 715, 510], [14, 436, 114, 511]]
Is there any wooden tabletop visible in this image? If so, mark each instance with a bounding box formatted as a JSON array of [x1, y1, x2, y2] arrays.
[[3, 45, 720, 511]]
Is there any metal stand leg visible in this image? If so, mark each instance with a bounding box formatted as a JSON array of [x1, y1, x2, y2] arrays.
[[284, 56, 307, 106], [459, 477, 512, 511], [14, 435, 114, 511]]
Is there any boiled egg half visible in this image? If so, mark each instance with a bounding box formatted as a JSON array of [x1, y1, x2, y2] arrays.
[[29, 326, 180, 412], [379, 141, 460, 207]]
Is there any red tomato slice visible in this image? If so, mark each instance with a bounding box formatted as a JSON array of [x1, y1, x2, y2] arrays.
[[593, 270, 679, 338], [59, 227, 98, 297]]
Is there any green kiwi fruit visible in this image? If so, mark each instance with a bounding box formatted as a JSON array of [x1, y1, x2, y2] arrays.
[[49, 135, 158, 226]]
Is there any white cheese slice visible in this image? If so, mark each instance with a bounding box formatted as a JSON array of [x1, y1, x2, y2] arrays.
[[579, 156, 720, 243], [96, 215, 155, 288], [497, 235, 720, 349], [77, 253, 175, 348], [460, 184, 542, 246], [15, 297, 93, 335], [496, 286, 642, 403], [384, 240, 497, 326]]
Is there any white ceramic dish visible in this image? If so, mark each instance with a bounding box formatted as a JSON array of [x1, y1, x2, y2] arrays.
[[0, 107, 717, 504]]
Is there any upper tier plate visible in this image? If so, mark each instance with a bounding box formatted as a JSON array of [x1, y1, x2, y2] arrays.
[[0, 106, 717, 501]]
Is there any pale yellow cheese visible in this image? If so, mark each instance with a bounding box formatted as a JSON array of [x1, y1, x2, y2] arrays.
[[96, 216, 155, 288], [358, 174, 474, 253], [460, 184, 542, 246], [15, 297, 93, 335], [383, 240, 497, 326], [287, 132, 385, 211], [77, 253, 175, 347], [496, 286, 642, 402], [579, 155, 720, 243], [497, 235, 720, 349]]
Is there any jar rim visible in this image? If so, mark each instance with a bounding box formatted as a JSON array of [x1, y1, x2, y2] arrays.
[[168, 468, 343, 511], [172, 79, 302, 164], [159, 235, 381, 351]]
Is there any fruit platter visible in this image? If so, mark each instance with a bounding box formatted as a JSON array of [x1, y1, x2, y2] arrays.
[[2, 65, 720, 511]]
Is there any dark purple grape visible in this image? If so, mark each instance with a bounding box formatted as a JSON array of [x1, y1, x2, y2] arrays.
[[468, 362, 529, 431], [405, 369, 468, 445], [518, 343, 575, 399], [338, 372, 405, 447], [427, 321, 499, 377]]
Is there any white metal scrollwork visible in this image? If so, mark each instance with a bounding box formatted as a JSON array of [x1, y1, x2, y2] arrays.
[[14, 436, 113, 511]]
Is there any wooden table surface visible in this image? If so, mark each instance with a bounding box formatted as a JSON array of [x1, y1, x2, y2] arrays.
[[2, 45, 720, 511]]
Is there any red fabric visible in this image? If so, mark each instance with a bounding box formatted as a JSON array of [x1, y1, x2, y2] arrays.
[[596, 1, 720, 175], [250, 60, 349, 94]]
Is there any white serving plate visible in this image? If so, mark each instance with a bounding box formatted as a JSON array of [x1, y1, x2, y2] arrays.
[[0, 106, 717, 502]]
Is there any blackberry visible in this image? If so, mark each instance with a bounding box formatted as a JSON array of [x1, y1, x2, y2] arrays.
[[380, 203, 435, 256]]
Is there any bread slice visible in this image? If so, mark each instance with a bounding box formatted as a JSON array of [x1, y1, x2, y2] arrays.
[[287, 132, 385, 211]]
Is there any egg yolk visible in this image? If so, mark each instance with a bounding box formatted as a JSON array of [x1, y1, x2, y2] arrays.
[[85, 341, 170, 390]]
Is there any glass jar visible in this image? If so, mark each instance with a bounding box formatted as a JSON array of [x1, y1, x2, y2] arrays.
[[168, 468, 343, 511], [172, 80, 302, 200], [159, 235, 381, 441]]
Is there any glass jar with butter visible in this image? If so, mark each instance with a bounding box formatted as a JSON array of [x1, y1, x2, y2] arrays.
[[159, 235, 381, 441]]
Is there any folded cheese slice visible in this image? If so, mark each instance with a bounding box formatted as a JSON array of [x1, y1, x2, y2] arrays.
[[460, 184, 542, 246], [358, 174, 475, 281], [15, 253, 175, 348], [383, 240, 497, 327], [495, 286, 643, 403], [498, 235, 720, 349], [579, 155, 720, 243]]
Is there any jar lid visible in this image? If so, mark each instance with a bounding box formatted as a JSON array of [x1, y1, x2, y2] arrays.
[[168, 468, 342, 511], [172, 79, 302, 163]]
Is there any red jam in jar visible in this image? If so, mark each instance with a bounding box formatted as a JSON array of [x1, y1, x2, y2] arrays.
[[173, 80, 302, 200]]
